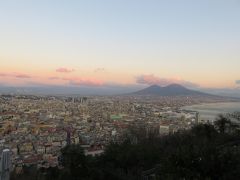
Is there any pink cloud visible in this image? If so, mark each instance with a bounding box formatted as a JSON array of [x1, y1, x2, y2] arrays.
[[0, 73, 7, 77], [40, 76, 104, 87], [0, 72, 32, 79], [56, 67, 74, 73], [15, 74, 32, 78], [53, 76, 104, 86], [69, 78, 104, 87], [136, 74, 198, 88]]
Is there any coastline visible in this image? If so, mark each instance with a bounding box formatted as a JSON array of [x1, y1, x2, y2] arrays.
[[181, 102, 240, 122]]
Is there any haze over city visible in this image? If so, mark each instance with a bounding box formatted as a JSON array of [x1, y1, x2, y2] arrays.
[[0, 0, 240, 96]]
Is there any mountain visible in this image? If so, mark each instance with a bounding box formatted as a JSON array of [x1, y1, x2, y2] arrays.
[[132, 84, 211, 96]]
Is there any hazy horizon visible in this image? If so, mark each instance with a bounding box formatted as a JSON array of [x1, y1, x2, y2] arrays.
[[1, 83, 240, 98]]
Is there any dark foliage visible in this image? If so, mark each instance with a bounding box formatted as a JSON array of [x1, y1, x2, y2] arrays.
[[11, 115, 240, 180]]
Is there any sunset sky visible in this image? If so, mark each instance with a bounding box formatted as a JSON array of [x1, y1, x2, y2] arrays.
[[0, 0, 240, 89]]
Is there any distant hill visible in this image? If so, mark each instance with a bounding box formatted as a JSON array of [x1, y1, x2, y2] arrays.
[[132, 84, 213, 96]]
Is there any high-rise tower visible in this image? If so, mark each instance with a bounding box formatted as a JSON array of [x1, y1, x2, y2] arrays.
[[196, 112, 200, 124], [0, 149, 11, 180]]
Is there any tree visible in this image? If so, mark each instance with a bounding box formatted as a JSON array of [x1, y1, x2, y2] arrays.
[[60, 144, 90, 180], [214, 114, 232, 134]]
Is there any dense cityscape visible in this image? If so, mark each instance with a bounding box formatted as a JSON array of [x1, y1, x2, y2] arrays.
[[0, 93, 237, 173]]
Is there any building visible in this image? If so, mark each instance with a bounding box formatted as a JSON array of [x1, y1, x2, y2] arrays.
[[0, 149, 11, 180]]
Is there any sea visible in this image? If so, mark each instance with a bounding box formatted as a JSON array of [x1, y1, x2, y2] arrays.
[[182, 102, 240, 122]]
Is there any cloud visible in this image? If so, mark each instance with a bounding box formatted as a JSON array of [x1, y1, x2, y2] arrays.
[[60, 77, 103, 86], [94, 68, 105, 73], [136, 74, 199, 88], [0, 73, 7, 77], [0, 72, 32, 79], [56, 67, 74, 73], [235, 80, 240, 84], [14, 74, 31, 78], [69, 78, 104, 87]]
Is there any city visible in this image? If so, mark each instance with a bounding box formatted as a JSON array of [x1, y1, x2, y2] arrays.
[[0, 93, 238, 172]]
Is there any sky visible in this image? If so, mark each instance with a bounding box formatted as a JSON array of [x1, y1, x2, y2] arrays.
[[0, 0, 240, 91]]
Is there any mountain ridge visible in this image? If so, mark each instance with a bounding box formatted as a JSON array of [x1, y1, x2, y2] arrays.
[[131, 84, 213, 96]]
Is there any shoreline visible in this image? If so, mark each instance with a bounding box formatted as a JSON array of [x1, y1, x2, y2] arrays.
[[181, 102, 240, 121]]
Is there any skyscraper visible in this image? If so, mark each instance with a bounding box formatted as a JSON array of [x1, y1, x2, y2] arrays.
[[196, 112, 200, 124], [0, 149, 11, 180]]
